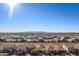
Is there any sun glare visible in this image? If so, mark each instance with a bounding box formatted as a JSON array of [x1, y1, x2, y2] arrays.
[[7, 0, 17, 17]]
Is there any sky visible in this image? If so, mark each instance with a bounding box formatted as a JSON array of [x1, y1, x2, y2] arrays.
[[0, 3, 79, 32]]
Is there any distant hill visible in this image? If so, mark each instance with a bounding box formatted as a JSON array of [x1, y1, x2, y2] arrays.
[[0, 31, 79, 34]]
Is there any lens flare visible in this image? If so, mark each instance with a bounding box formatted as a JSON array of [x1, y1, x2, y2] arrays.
[[7, 0, 17, 19]]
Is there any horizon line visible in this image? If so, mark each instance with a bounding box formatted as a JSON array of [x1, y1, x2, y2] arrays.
[[0, 31, 79, 33]]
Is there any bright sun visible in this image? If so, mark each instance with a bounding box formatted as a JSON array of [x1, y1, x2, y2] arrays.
[[7, 0, 17, 17]]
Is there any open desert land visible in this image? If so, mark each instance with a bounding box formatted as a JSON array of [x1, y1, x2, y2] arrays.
[[0, 33, 79, 56]]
